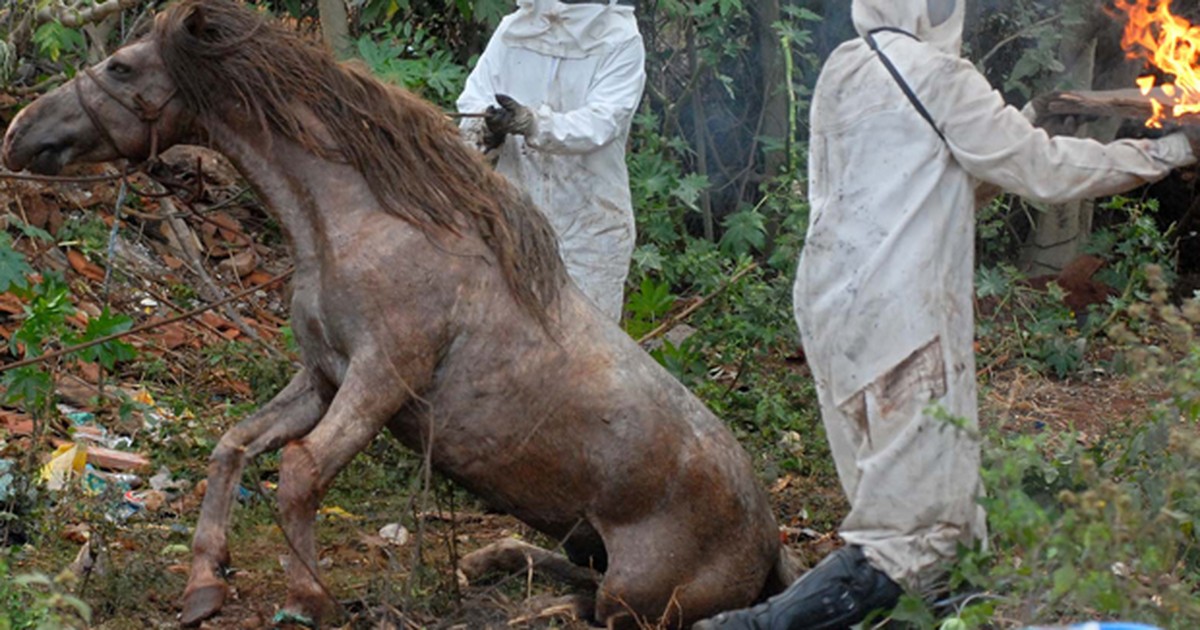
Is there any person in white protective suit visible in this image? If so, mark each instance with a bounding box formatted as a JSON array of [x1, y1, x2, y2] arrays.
[[456, 0, 646, 321], [697, 0, 1200, 628]]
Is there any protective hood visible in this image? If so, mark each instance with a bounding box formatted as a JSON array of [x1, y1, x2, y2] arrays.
[[852, 0, 964, 55], [502, 0, 638, 59]]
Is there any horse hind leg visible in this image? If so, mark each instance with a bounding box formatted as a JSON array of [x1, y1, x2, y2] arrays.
[[594, 521, 768, 630], [182, 371, 327, 627], [274, 370, 409, 627], [459, 538, 601, 591]]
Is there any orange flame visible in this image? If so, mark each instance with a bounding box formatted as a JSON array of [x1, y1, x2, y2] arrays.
[[1114, 0, 1200, 128]]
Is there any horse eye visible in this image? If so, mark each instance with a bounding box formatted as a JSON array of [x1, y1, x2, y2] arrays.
[[108, 61, 133, 77]]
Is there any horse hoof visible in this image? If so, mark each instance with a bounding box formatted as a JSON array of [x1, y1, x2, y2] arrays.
[[180, 582, 227, 627], [273, 609, 318, 629]]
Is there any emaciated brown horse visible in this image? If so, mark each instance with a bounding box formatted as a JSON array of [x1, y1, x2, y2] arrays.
[[1, 1, 789, 627]]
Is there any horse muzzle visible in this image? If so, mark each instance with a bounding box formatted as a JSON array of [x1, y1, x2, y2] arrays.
[[3, 92, 89, 175], [2, 133, 72, 176]]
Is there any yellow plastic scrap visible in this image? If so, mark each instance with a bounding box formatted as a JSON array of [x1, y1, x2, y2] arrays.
[[318, 506, 361, 520], [133, 389, 192, 424], [40, 443, 89, 490]]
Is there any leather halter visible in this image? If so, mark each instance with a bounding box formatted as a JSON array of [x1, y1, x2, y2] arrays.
[[74, 65, 179, 165]]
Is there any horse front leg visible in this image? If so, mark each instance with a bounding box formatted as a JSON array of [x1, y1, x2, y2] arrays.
[[182, 370, 327, 627], [273, 364, 413, 627]]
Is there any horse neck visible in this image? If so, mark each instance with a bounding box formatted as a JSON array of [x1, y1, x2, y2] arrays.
[[204, 120, 375, 273]]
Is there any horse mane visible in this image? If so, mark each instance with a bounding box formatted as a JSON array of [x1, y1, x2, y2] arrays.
[[155, 0, 564, 320]]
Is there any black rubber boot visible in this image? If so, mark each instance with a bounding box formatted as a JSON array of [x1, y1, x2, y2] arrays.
[[692, 545, 903, 630]]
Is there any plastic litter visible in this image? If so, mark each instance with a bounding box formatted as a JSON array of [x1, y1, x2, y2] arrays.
[[1024, 623, 1163, 630], [124, 489, 168, 512], [160, 543, 190, 556], [57, 404, 95, 426], [60, 404, 135, 451], [41, 443, 88, 490], [131, 389, 192, 437], [81, 460, 141, 492], [0, 458, 14, 502], [149, 466, 189, 492], [1077, 624, 1161, 630], [378, 523, 410, 546], [82, 464, 142, 495], [317, 506, 360, 521]]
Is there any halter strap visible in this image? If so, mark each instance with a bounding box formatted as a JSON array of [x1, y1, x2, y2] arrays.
[[864, 27, 946, 144], [75, 65, 179, 164]]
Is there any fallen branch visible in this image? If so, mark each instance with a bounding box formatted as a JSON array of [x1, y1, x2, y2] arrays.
[[0, 269, 293, 374], [0, 168, 125, 183], [7, 73, 68, 96], [156, 196, 288, 361], [36, 0, 143, 28], [637, 262, 759, 345], [1040, 88, 1200, 126]]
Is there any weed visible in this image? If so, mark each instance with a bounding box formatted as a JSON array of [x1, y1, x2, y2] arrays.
[[0, 558, 91, 630], [354, 22, 467, 107], [199, 340, 293, 404], [56, 215, 110, 258]]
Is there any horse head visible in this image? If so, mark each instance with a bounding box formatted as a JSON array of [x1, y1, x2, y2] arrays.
[[2, 18, 194, 174]]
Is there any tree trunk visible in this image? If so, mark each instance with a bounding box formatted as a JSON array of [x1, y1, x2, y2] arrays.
[[1021, 4, 1143, 275], [752, 0, 788, 179], [686, 20, 714, 242], [318, 0, 351, 59], [1021, 35, 1099, 276]]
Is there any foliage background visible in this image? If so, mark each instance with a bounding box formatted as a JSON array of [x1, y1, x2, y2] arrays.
[[1, 1, 1199, 628]]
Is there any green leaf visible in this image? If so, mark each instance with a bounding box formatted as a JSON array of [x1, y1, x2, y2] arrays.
[[632, 244, 666, 273], [0, 233, 32, 293], [32, 21, 85, 63], [2, 367, 53, 408], [887, 594, 936, 626], [625, 277, 675, 322], [782, 6, 822, 22], [1051, 564, 1078, 597], [719, 208, 767, 256], [473, 0, 509, 26], [671, 173, 710, 212], [77, 308, 136, 370], [13, 573, 52, 588], [975, 266, 1011, 299], [9, 218, 53, 243], [940, 618, 969, 630]]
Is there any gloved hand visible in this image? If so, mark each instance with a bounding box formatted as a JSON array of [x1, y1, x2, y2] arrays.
[[484, 94, 535, 150], [1027, 91, 1093, 137], [1180, 125, 1200, 159]]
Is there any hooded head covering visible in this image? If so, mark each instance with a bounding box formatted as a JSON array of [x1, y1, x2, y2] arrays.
[[502, 0, 639, 59], [852, 0, 964, 55]]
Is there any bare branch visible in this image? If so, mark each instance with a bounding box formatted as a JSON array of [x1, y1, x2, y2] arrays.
[[36, 0, 142, 28], [1042, 88, 1200, 126]]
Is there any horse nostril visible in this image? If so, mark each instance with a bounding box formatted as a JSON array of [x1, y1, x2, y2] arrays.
[[35, 140, 66, 156]]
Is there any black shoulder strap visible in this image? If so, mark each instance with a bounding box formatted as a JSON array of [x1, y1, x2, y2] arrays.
[[865, 27, 947, 144]]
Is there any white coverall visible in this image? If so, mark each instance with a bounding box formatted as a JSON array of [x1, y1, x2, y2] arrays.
[[795, 0, 1196, 591], [457, 0, 647, 321]]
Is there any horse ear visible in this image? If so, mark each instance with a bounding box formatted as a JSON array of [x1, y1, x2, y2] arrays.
[[183, 4, 207, 37]]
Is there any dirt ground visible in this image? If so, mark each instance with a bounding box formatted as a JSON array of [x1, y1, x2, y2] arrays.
[[0, 147, 1174, 629], [5, 367, 1161, 630]]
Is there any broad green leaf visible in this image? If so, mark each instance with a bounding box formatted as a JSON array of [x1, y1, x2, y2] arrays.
[[0, 233, 32, 293], [719, 208, 767, 256], [77, 308, 136, 370], [32, 21, 85, 63]]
